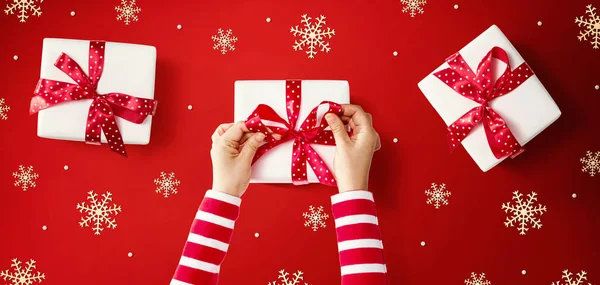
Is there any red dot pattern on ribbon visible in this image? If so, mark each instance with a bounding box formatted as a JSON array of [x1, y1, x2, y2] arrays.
[[244, 80, 343, 187], [433, 47, 534, 159], [30, 41, 158, 157]]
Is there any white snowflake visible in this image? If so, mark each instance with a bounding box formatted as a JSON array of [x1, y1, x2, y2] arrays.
[[302, 205, 329, 231], [552, 270, 593, 285], [290, 14, 335, 59], [268, 269, 309, 285], [12, 165, 39, 191], [0, 258, 45, 285], [581, 150, 600, 177], [501, 190, 547, 235], [154, 172, 180, 198], [0, 98, 10, 120], [425, 183, 450, 209], [212, 29, 238, 54], [464, 272, 491, 285], [401, 0, 427, 17], [115, 0, 141, 25], [575, 4, 600, 49], [4, 0, 43, 23], [76, 190, 122, 235]]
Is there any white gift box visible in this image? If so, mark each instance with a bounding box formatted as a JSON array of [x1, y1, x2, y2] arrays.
[[36, 38, 157, 144], [234, 80, 350, 184], [417, 25, 561, 172]]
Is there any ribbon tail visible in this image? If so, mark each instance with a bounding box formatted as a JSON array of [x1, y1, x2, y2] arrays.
[[447, 106, 484, 152], [292, 138, 309, 185], [304, 144, 336, 186], [482, 107, 522, 160]]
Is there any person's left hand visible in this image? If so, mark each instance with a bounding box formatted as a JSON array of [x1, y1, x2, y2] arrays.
[[210, 122, 265, 197]]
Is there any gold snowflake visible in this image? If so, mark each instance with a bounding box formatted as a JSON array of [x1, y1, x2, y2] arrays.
[[302, 206, 329, 231], [4, 0, 43, 23], [154, 172, 180, 198], [12, 165, 39, 191], [0, 258, 45, 285], [115, 0, 141, 25], [76, 190, 122, 235], [0, 98, 10, 120], [552, 269, 593, 285], [290, 14, 335, 59], [575, 4, 600, 49], [268, 269, 309, 285], [425, 183, 450, 209], [401, 0, 426, 17], [501, 190, 547, 235], [464, 272, 491, 285], [212, 29, 238, 54], [581, 150, 600, 177]]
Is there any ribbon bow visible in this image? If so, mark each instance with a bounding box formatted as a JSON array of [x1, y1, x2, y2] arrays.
[[434, 47, 534, 159], [30, 41, 157, 156], [245, 80, 343, 186]]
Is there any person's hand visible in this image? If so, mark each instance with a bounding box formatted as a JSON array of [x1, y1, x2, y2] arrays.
[[210, 122, 266, 197], [325, 105, 381, 193]]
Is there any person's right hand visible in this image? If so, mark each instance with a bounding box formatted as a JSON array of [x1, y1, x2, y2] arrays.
[[324, 104, 381, 193]]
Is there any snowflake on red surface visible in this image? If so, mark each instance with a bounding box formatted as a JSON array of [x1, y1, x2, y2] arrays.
[[580, 150, 600, 177], [401, 0, 426, 17], [501, 190, 547, 235], [552, 269, 593, 285], [0, 258, 45, 285], [154, 172, 180, 198], [4, 0, 43, 23], [212, 29, 238, 54], [464, 272, 491, 285], [115, 0, 141, 25], [425, 183, 450, 209], [0, 98, 10, 120], [268, 269, 309, 285], [302, 205, 329, 231], [575, 4, 600, 49], [290, 14, 335, 59], [12, 165, 39, 191], [76, 190, 122, 235]]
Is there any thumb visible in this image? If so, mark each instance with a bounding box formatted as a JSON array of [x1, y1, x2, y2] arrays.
[[325, 113, 350, 144], [239, 133, 266, 163]]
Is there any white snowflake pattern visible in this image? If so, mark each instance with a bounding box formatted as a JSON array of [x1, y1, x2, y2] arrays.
[[115, 0, 141, 25], [290, 14, 335, 59], [302, 205, 329, 231], [0, 98, 10, 120], [4, 0, 43, 23], [425, 183, 450, 209], [575, 4, 600, 49], [401, 0, 427, 17], [464, 272, 491, 285], [12, 165, 39, 191], [501, 190, 547, 235], [212, 29, 238, 54], [552, 270, 593, 285], [581, 150, 600, 177], [76, 190, 122, 235], [0, 258, 45, 285], [154, 172, 180, 198], [268, 269, 309, 285]]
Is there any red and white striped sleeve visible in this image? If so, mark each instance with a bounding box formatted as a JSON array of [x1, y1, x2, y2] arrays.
[[171, 190, 241, 285], [331, 190, 387, 285]]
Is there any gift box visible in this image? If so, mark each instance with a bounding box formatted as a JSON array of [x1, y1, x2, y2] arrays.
[[234, 80, 350, 185], [32, 38, 157, 153], [418, 25, 561, 172]]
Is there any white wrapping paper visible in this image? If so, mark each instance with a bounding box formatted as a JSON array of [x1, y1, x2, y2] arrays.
[[418, 25, 561, 172], [36, 38, 156, 144], [234, 80, 350, 184]]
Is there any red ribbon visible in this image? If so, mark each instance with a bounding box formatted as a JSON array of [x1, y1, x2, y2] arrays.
[[245, 80, 343, 186], [434, 47, 534, 159], [30, 41, 157, 156]]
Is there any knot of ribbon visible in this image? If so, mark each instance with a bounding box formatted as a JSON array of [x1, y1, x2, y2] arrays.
[[434, 47, 534, 159], [30, 41, 157, 156], [245, 80, 343, 186]]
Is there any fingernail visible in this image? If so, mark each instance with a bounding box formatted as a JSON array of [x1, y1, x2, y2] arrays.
[[255, 133, 266, 142]]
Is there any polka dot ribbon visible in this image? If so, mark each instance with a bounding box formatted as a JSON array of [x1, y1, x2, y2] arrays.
[[434, 47, 534, 160], [30, 41, 158, 157], [245, 80, 343, 186]]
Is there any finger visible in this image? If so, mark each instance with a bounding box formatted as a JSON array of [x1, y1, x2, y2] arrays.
[[239, 133, 266, 163], [222, 121, 252, 143], [374, 132, 381, 151], [341, 104, 372, 127], [324, 113, 350, 144], [211, 123, 235, 143], [238, 133, 255, 146]]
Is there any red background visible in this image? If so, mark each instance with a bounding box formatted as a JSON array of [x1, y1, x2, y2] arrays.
[[1, 0, 599, 284]]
